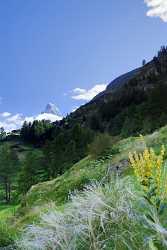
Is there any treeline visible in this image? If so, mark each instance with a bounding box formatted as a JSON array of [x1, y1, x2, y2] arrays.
[[43, 124, 94, 178], [20, 120, 54, 144], [19, 123, 94, 194], [0, 121, 95, 202]]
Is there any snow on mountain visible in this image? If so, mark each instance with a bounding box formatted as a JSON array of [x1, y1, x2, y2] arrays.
[[43, 103, 61, 116], [0, 103, 62, 131]]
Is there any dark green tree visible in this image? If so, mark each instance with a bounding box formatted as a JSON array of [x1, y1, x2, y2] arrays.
[[18, 151, 45, 194], [20, 120, 53, 144], [0, 127, 6, 141], [43, 124, 94, 178], [142, 59, 146, 66], [0, 144, 18, 202]]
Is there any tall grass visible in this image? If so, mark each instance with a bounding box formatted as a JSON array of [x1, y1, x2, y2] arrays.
[[0, 205, 18, 247], [17, 174, 167, 250], [17, 177, 145, 250]]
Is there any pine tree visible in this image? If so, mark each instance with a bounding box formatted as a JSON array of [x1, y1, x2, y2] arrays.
[[18, 151, 45, 194], [142, 59, 146, 66], [0, 144, 18, 202], [0, 127, 6, 141]]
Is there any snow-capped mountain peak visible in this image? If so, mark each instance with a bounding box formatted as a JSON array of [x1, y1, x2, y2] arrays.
[[0, 103, 63, 132], [43, 103, 61, 116]]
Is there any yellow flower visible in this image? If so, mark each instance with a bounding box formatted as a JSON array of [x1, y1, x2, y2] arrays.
[[129, 144, 166, 200]]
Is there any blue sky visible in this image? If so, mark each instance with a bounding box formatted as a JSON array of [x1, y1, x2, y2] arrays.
[[0, 0, 167, 130]]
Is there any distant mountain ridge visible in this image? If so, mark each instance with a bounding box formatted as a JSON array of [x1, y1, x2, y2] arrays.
[[107, 68, 141, 91], [93, 68, 141, 101]]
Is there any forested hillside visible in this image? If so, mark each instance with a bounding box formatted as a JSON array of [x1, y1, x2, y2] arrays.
[[68, 46, 167, 136], [1, 46, 167, 205], [1, 47, 167, 249]]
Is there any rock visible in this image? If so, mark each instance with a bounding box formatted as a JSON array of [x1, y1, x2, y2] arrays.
[[107, 159, 129, 177]]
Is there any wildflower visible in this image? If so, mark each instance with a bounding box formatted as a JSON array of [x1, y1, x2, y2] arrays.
[[129, 144, 166, 203]]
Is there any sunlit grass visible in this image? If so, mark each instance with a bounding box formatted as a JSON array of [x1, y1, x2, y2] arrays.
[[0, 204, 18, 247], [17, 177, 145, 250], [6, 124, 167, 249]]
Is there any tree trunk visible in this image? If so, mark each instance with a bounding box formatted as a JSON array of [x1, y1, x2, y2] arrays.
[[8, 182, 11, 203], [4, 179, 11, 203], [4, 181, 8, 203]]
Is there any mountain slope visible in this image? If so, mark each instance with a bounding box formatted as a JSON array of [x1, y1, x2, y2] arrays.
[[60, 47, 167, 137], [24, 124, 167, 209], [5, 123, 167, 240], [93, 67, 141, 100], [2, 47, 167, 248]]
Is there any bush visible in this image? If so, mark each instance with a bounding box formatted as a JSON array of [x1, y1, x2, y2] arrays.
[[88, 133, 112, 159]]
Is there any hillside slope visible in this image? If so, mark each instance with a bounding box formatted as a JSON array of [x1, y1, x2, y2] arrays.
[[12, 124, 167, 224], [2, 123, 167, 248], [24, 125, 167, 209], [58, 47, 167, 137], [2, 47, 167, 248]]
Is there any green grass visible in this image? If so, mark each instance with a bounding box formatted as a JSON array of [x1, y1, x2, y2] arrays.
[[18, 125, 167, 220], [0, 204, 18, 217], [22, 156, 109, 207], [3, 124, 167, 247], [17, 176, 167, 250], [0, 204, 19, 246], [14, 156, 113, 229]]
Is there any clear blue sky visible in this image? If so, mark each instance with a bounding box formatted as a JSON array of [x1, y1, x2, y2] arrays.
[[0, 0, 167, 118]]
